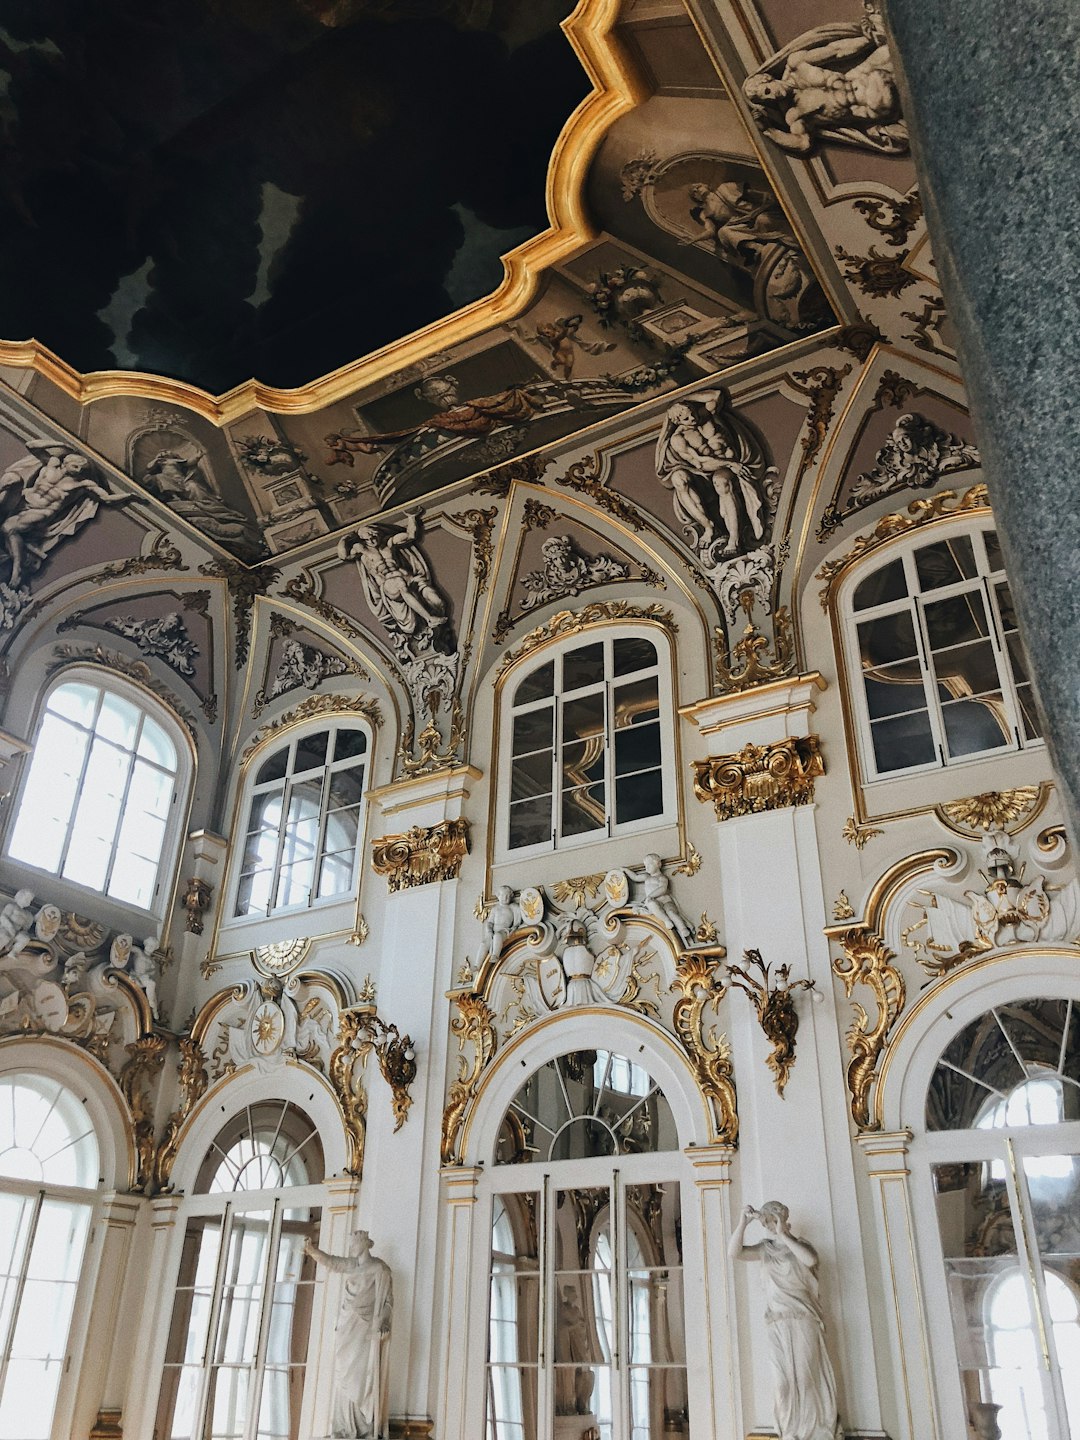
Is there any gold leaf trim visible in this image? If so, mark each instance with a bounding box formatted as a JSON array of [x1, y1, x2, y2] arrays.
[[442, 994, 497, 1165], [496, 602, 677, 678], [242, 692, 383, 763], [370, 818, 470, 892], [831, 927, 905, 1131], [692, 735, 824, 821], [935, 786, 1044, 837], [670, 952, 737, 1143], [816, 483, 989, 610]]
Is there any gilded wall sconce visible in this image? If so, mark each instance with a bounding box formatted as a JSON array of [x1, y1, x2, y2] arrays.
[[183, 876, 213, 935], [350, 1008, 418, 1130], [725, 947, 817, 1097]]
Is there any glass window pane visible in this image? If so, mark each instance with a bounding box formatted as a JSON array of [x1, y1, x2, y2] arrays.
[[256, 748, 289, 785], [613, 636, 658, 677], [512, 707, 553, 757], [332, 728, 367, 763], [275, 861, 314, 911], [95, 691, 139, 747], [0, 1357, 63, 1439], [137, 716, 177, 770], [293, 731, 328, 773], [326, 770, 364, 809], [561, 737, 605, 790], [940, 693, 1010, 759], [853, 557, 908, 610], [562, 692, 606, 746], [511, 749, 553, 803], [870, 711, 937, 773], [914, 534, 977, 591], [562, 784, 605, 839], [562, 643, 604, 692], [317, 850, 355, 898], [923, 590, 992, 650], [613, 677, 659, 731], [46, 682, 98, 726], [863, 663, 928, 721], [615, 771, 663, 825], [614, 721, 661, 777], [984, 528, 1005, 573], [858, 611, 920, 667], [509, 797, 551, 851], [514, 660, 554, 706]]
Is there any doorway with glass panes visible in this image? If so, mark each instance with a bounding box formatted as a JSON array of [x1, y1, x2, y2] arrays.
[[482, 1049, 691, 1440]]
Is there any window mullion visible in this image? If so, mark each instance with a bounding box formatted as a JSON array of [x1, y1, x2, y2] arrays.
[[605, 675, 614, 838], [311, 762, 333, 910], [0, 1188, 43, 1394], [267, 776, 293, 917], [102, 729, 141, 897], [194, 1201, 235, 1435], [55, 718, 100, 881], [913, 596, 948, 765], [246, 1199, 284, 1440]]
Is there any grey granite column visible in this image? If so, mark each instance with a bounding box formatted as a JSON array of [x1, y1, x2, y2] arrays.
[[883, 0, 1080, 841]]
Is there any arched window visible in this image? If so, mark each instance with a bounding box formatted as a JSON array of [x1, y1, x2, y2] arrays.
[[485, 1049, 688, 1439], [6, 676, 187, 912], [155, 1102, 325, 1440], [235, 723, 369, 918], [844, 524, 1041, 778], [504, 633, 674, 856], [924, 998, 1080, 1440], [0, 1074, 101, 1439]]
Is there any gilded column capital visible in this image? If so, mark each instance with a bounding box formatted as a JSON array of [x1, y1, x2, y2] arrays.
[[691, 734, 824, 821], [370, 817, 470, 892]]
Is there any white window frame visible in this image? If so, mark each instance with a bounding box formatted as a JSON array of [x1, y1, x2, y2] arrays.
[[231, 719, 372, 921], [0, 1074, 103, 1440], [498, 627, 677, 862], [153, 1104, 326, 1440], [841, 521, 1042, 782], [3, 668, 192, 923]]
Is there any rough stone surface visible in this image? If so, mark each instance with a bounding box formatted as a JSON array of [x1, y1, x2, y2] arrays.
[[884, 0, 1080, 842]]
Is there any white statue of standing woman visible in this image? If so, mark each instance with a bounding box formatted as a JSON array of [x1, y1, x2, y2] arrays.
[[729, 1201, 842, 1440], [304, 1229, 394, 1439]]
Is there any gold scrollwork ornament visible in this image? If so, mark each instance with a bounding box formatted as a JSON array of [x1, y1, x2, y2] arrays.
[[441, 994, 496, 1165], [370, 817, 470, 892], [670, 953, 738, 1144], [692, 735, 823, 821], [831, 927, 905, 1131]]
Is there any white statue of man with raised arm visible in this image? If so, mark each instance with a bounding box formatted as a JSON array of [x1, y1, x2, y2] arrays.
[[729, 1201, 842, 1440], [304, 1229, 393, 1438]]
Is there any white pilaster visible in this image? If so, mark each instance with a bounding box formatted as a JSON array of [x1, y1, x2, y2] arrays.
[[857, 1131, 940, 1440], [438, 1166, 483, 1440], [122, 1194, 182, 1440], [686, 1145, 742, 1439]]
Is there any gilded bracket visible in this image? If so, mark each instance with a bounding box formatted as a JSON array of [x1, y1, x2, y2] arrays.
[[329, 1009, 371, 1176], [692, 735, 824, 821], [670, 950, 738, 1144], [725, 948, 816, 1098], [344, 1007, 417, 1132], [441, 993, 497, 1165], [370, 818, 470, 892], [118, 1033, 168, 1193], [830, 927, 905, 1131], [153, 1036, 210, 1192]]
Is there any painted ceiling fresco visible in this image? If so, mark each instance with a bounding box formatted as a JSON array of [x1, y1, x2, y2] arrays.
[[0, 0, 584, 389]]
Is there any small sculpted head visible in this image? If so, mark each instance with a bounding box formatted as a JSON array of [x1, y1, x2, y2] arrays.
[[758, 1199, 789, 1233], [349, 1228, 374, 1256], [498, 885, 514, 905], [643, 853, 661, 875], [744, 73, 789, 106]]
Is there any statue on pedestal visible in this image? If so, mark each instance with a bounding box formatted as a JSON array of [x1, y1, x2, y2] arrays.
[[729, 1201, 842, 1440], [304, 1229, 393, 1439]]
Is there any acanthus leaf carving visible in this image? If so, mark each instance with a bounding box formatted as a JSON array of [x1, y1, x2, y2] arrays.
[[370, 818, 469, 892], [692, 735, 823, 820], [670, 952, 737, 1143], [831, 927, 905, 1131], [441, 993, 497, 1165]]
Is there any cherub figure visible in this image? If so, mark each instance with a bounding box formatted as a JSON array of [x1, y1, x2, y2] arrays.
[[477, 886, 519, 968], [0, 889, 35, 959], [635, 854, 695, 947]]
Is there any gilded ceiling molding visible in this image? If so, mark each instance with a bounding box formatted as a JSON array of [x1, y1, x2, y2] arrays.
[[370, 818, 470, 893], [822, 847, 955, 941], [830, 927, 904, 1131], [444, 507, 499, 595], [714, 598, 794, 693], [0, 0, 642, 424], [815, 482, 989, 610], [92, 531, 187, 583], [441, 993, 497, 1166], [670, 952, 737, 1144], [241, 692, 383, 764], [495, 601, 677, 680], [692, 735, 823, 821]]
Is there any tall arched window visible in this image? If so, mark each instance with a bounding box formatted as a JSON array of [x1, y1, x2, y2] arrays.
[[155, 1102, 324, 1440], [504, 633, 674, 856], [235, 724, 369, 918], [484, 1049, 688, 1439], [843, 524, 1041, 778], [0, 1073, 100, 1440], [6, 676, 187, 912], [924, 998, 1080, 1440]]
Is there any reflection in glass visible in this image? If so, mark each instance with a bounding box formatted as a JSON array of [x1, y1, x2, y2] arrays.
[[495, 1052, 678, 1166], [1023, 1154, 1080, 1438], [486, 1194, 540, 1440]]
